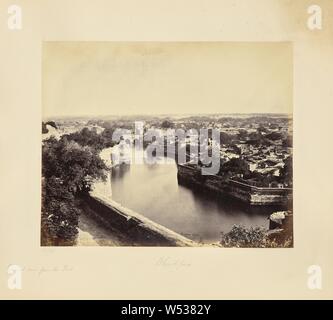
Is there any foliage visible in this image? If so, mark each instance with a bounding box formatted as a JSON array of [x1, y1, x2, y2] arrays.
[[220, 225, 292, 248], [101, 128, 118, 148], [282, 135, 293, 147], [265, 131, 283, 141], [220, 132, 234, 144], [43, 137, 108, 192], [280, 156, 292, 186], [65, 128, 103, 151], [246, 131, 273, 146], [41, 177, 80, 245], [218, 158, 250, 177], [161, 120, 175, 129], [42, 136, 108, 245], [237, 129, 247, 140], [257, 125, 269, 134], [65, 127, 119, 150], [42, 124, 48, 134], [42, 121, 57, 134]]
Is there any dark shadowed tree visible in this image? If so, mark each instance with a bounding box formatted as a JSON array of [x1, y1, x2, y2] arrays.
[[43, 137, 108, 192], [238, 129, 248, 140], [218, 158, 250, 177], [282, 135, 293, 147], [64, 128, 106, 151], [41, 137, 108, 245], [161, 120, 174, 129], [42, 121, 58, 134], [41, 177, 80, 245], [280, 156, 292, 186], [220, 132, 233, 144], [265, 131, 283, 141]]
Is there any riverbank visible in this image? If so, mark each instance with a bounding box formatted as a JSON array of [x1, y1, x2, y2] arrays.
[[73, 147, 286, 247], [76, 191, 203, 247], [177, 163, 292, 206], [75, 195, 292, 248]]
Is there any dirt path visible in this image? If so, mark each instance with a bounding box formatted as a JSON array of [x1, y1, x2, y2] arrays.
[[75, 199, 138, 246]]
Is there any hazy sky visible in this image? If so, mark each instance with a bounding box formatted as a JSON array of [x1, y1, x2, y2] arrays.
[[43, 42, 292, 118]]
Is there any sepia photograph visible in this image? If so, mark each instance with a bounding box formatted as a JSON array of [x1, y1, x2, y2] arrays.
[[41, 42, 293, 248], [3, 0, 333, 303]]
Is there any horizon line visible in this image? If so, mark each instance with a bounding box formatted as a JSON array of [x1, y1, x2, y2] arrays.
[[43, 112, 292, 121]]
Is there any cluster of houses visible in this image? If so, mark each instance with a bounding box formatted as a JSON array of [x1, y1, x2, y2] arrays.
[[42, 116, 292, 188], [135, 118, 292, 182]]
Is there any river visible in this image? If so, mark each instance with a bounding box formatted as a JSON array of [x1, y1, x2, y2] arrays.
[[102, 150, 278, 244]]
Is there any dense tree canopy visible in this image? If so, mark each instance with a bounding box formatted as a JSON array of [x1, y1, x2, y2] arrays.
[[161, 120, 175, 129], [265, 131, 283, 141], [42, 177, 80, 245], [43, 137, 108, 192], [220, 132, 234, 144], [42, 136, 108, 245], [218, 158, 250, 177], [280, 156, 292, 186]]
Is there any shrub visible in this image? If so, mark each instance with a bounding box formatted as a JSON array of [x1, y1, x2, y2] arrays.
[[220, 225, 292, 248]]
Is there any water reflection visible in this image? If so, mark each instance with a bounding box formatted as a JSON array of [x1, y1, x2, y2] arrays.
[[111, 164, 130, 179]]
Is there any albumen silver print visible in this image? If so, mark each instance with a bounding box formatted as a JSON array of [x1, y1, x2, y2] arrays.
[[41, 42, 293, 247]]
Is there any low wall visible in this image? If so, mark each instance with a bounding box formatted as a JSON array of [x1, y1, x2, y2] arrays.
[[82, 191, 197, 247]]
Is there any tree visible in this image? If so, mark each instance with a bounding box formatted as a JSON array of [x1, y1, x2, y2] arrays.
[[42, 137, 108, 245], [43, 137, 108, 192], [41, 177, 80, 245], [265, 131, 283, 141], [257, 125, 269, 134], [220, 225, 292, 248], [219, 158, 250, 176], [101, 128, 117, 148], [65, 128, 106, 151], [282, 135, 293, 147], [221, 225, 267, 248], [161, 120, 174, 129], [42, 121, 57, 134], [280, 156, 292, 186], [220, 132, 233, 144], [238, 129, 247, 140]]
